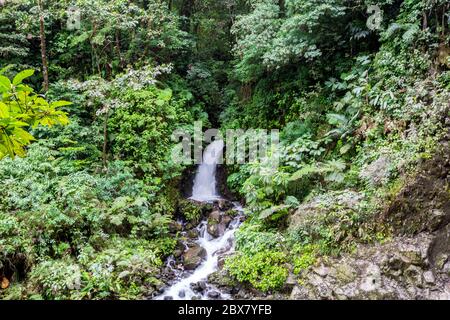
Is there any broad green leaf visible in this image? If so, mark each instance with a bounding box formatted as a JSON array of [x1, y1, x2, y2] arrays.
[[0, 75, 11, 92], [12, 127, 35, 144], [0, 102, 9, 118], [259, 205, 288, 220], [326, 113, 348, 125], [50, 100, 73, 108], [340, 143, 352, 154], [12, 69, 35, 85], [285, 196, 300, 208], [34, 97, 49, 107], [158, 88, 172, 101]]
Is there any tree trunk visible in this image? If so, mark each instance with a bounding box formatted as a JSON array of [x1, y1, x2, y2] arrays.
[[38, 0, 49, 92], [102, 111, 109, 169], [422, 12, 428, 30]]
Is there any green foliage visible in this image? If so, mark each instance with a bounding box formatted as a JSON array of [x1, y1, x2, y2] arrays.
[[233, 0, 338, 81], [225, 250, 288, 292], [28, 237, 167, 300], [0, 69, 70, 159], [0, 137, 177, 298], [235, 223, 284, 256], [109, 86, 190, 175], [287, 191, 380, 255], [178, 199, 202, 223], [0, 0, 192, 79], [292, 244, 319, 274], [290, 159, 347, 184], [1, 0, 449, 299]]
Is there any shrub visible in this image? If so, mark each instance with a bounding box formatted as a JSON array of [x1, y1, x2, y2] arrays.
[[225, 251, 288, 292], [234, 223, 284, 256]]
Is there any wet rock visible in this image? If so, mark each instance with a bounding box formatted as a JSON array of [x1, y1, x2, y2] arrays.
[[207, 211, 233, 238], [207, 291, 220, 299], [209, 210, 221, 223], [222, 215, 233, 228], [173, 249, 183, 258], [187, 229, 199, 239], [207, 222, 225, 238], [208, 270, 238, 290], [214, 199, 233, 211], [175, 239, 186, 251], [154, 280, 165, 293], [183, 245, 206, 270], [164, 296, 173, 300], [217, 256, 226, 270], [178, 290, 186, 298], [191, 281, 207, 293]]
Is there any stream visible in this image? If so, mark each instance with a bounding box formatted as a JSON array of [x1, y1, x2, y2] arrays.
[[156, 140, 243, 300]]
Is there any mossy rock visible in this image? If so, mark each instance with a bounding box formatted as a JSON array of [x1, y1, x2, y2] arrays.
[[177, 199, 203, 223]]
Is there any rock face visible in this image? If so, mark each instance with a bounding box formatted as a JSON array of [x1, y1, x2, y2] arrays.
[[290, 141, 450, 300], [290, 232, 450, 300], [183, 245, 207, 270], [360, 156, 391, 186], [382, 142, 450, 235]]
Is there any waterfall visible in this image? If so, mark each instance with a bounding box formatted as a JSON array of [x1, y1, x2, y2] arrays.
[[156, 139, 243, 300], [190, 139, 224, 202]]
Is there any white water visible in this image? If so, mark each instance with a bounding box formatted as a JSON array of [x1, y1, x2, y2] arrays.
[[157, 211, 242, 300], [190, 139, 224, 202], [156, 139, 243, 300]]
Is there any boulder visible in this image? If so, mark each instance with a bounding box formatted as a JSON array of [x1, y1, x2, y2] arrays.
[[222, 215, 233, 228], [183, 245, 206, 270], [360, 156, 391, 186], [191, 281, 207, 293], [207, 270, 238, 291], [207, 290, 221, 299], [187, 229, 199, 239], [283, 273, 297, 291], [207, 211, 233, 238], [214, 199, 233, 211], [207, 222, 226, 238], [209, 210, 221, 223]]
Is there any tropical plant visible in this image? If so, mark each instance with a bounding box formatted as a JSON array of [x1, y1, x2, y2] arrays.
[[0, 68, 70, 159]]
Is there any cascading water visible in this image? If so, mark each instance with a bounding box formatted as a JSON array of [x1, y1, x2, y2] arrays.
[[156, 139, 243, 300], [190, 139, 224, 202]]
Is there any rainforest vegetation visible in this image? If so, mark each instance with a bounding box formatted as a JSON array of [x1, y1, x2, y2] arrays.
[[0, 0, 449, 300]]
